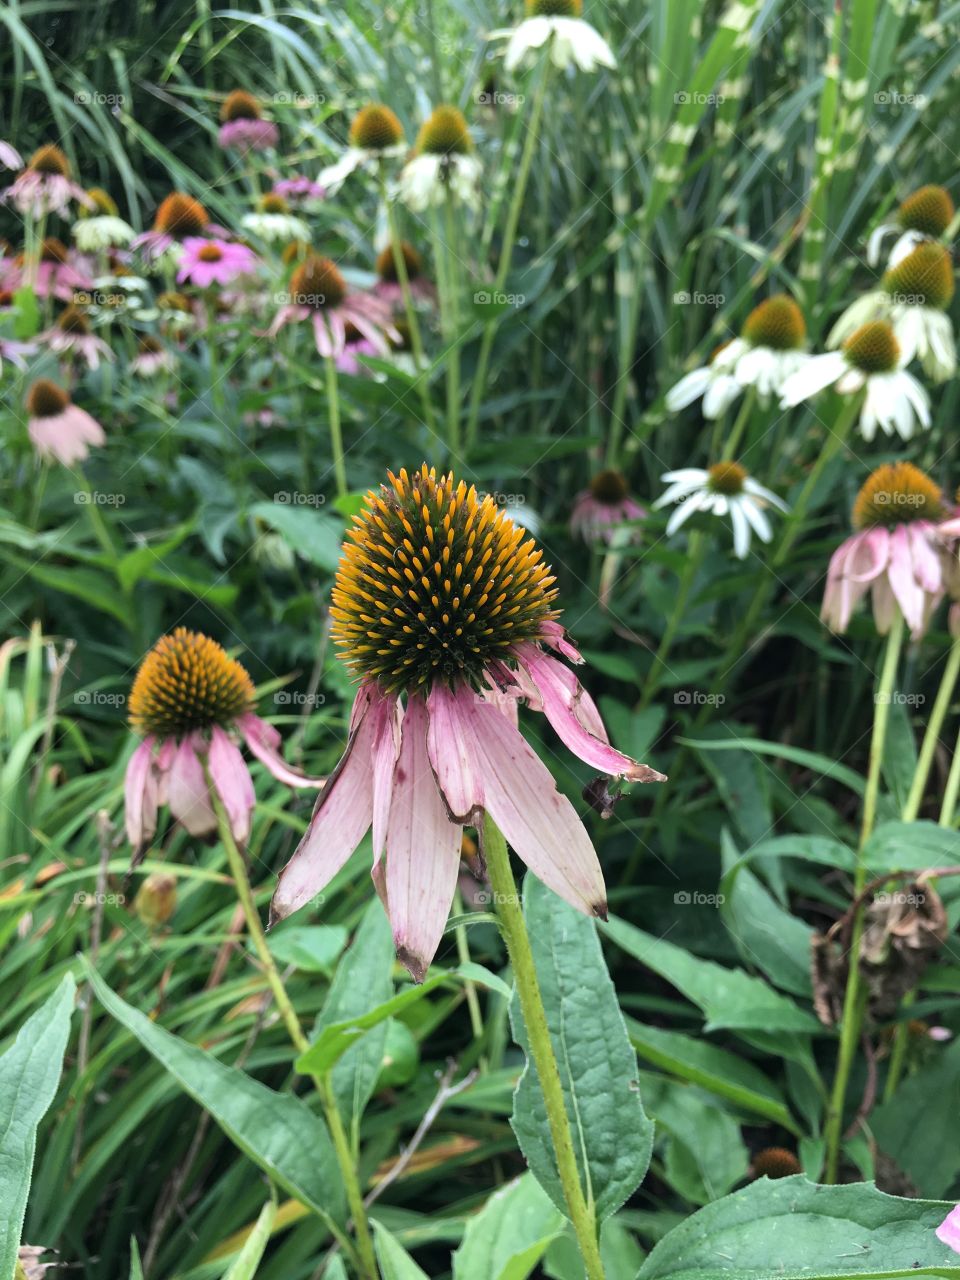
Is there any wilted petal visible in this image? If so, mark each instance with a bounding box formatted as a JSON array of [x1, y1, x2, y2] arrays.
[[270, 688, 378, 922], [167, 734, 217, 836], [469, 698, 607, 919], [208, 726, 255, 845], [426, 684, 484, 821], [936, 1206, 960, 1255], [237, 712, 323, 788], [519, 647, 665, 783], [384, 695, 463, 981], [125, 736, 159, 848]]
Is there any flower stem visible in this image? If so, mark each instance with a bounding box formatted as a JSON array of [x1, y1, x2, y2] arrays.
[[481, 813, 605, 1280], [639, 530, 705, 711], [823, 610, 905, 1183], [443, 193, 462, 458], [465, 60, 551, 453], [939, 725, 960, 827], [720, 387, 756, 461], [902, 637, 960, 823], [325, 355, 348, 500], [206, 778, 377, 1280], [381, 173, 437, 435]]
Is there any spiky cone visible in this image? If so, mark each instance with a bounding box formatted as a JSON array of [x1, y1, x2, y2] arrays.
[[271, 466, 664, 981], [124, 628, 321, 852]]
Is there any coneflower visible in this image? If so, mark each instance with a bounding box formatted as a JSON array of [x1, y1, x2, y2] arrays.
[[271, 466, 664, 980], [653, 462, 788, 560], [1, 144, 91, 218], [398, 106, 483, 211], [218, 89, 279, 152], [25, 378, 105, 466], [267, 253, 397, 357], [373, 240, 436, 306], [320, 103, 407, 192], [492, 0, 616, 73], [38, 304, 114, 370], [241, 192, 309, 244], [2, 237, 93, 302], [570, 470, 646, 544], [867, 184, 955, 268], [72, 188, 135, 252], [125, 628, 320, 851], [133, 191, 217, 263]]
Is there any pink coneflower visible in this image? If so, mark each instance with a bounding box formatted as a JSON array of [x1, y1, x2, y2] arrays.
[[2, 237, 93, 302], [133, 192, 217, 263], [2, 144, 90, 218], [0, 335, 37, 376], [176, 237, 259, 288], [129, 335, 177, 377], [38, 304, 113, 370], [26, 379, 105, 466], [125, 629, 321, 851], [0, 141, 23, 171], [272, 175, 326, 204], [373, 240, 436, 307], [218, 90, 279, 153], [271, 467, 665, 980], [937, 1206, 960, 1255], [336, 325, 379, 375], [821, 462, 948, 639], [570, 470, 647, 544], [268, 254, 398, 358]]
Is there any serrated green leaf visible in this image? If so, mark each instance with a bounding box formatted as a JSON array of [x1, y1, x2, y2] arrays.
[[453, 1173, 564, 1280]]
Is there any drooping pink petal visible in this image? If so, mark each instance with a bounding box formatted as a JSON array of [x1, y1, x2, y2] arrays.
[[370, 691, 402, 860], [887, 523, 926, 635], [167, 734, 217, 836], [936, 1206, 960, 1255], [518, 646, 665, 783], [538, 619, 583, 663], [125, 736, 159, 848], [237, 712, 323, 788], [384, 694, 463, 982], [468, 698, 607, 919], [270, 688, 378, 922], [207, 726, 256, 845], [425, 684, 484, 821], [907, 522, 945, 594]]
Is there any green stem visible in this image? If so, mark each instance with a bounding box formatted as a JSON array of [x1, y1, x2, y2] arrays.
[[381, 174, 438, 436], [720, 388, 756, 461], [639, 531, 706, 711], [206, 779, 376, 1279], [939, 724, 960, 827], [325, 356, 347, 500], [481, 814, 606, 1280], [442, 193, 461, 458], [823, 611, 905, 1183], [902, 638, 960, 823], [465, 61, 551, 452]]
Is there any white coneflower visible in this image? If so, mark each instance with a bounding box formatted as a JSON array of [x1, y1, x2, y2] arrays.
[[492, 0, 616, 73], [666, 295, 808, 419], [398, 106, 483, 211], [241, 192, 309, 243], [72, 188, 135, 252], [828, 242, 956, 382], [867, 184, 955, 268], [319, 104, 407, 193], [653, 462, 788, 559], [780, 320, 930, 442]]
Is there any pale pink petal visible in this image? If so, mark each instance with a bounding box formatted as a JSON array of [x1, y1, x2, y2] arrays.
[[538, 619, 583, 663], [370, 691, 403, 860], [167, 734, 217, 836], [125, 736, 159, 848], [887, 524, 925, 634], [871, 574, 898, 634], [208, 726, 255, 845], [313, 311, 335, 357], [425, 684, 484, 821], [908, 522, 945, 594], [937, 1206, 960, 1254], [238, 712, 322, 787], [518, 647, 665, 783], [845, 527, 890, 583], [384, 695, 463, 982], [468, 699, 607, 919], [270, 689, 377, 922]]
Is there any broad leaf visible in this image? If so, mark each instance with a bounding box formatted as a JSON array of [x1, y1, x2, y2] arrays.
[[637, 1176, 960, 1279], [871, 1037, 960, 1198], [453, 1173, 564, 1280], [373, 1223, 430, 1279], [0, 974, 75, 1280], [222, 1196, 277, 1280], [511, 878, 654, 1222], [87, 966, 347, 1231]]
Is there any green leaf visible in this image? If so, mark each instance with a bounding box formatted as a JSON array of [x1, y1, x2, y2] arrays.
[[677, 737, 865, 796], [863, 821, 960, 875], [453, 1173, 565, 1280], [296, 964, 509, 1076], [249, 500, 343, 571], [128, 1239, 144, 1280], [0, 975, 75, 1280], [637, 1176, 960, 1279], [602, 915, 820, 1034], [87, 965, 347, 1231], [312, 900, 395, 1129], [626, 1021, 798, 1133], [267, 923, 348, 974], [373, 1222, 430, 1279], [11, 560, 132, 628], [511, 878, 654, 1222], [642, 1074, 749, 1205], [871, 1037, 960, 1198], [222, 1195, 277, 1280]]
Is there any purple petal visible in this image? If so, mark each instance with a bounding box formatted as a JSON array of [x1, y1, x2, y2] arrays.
[[425, 684, 485, 821], [125, 736, 159, 848], [937, 1206, 960, 1254], [238, 712, 323, 788], [167, 734, 217, 837], [208, 726, 255, 845]]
